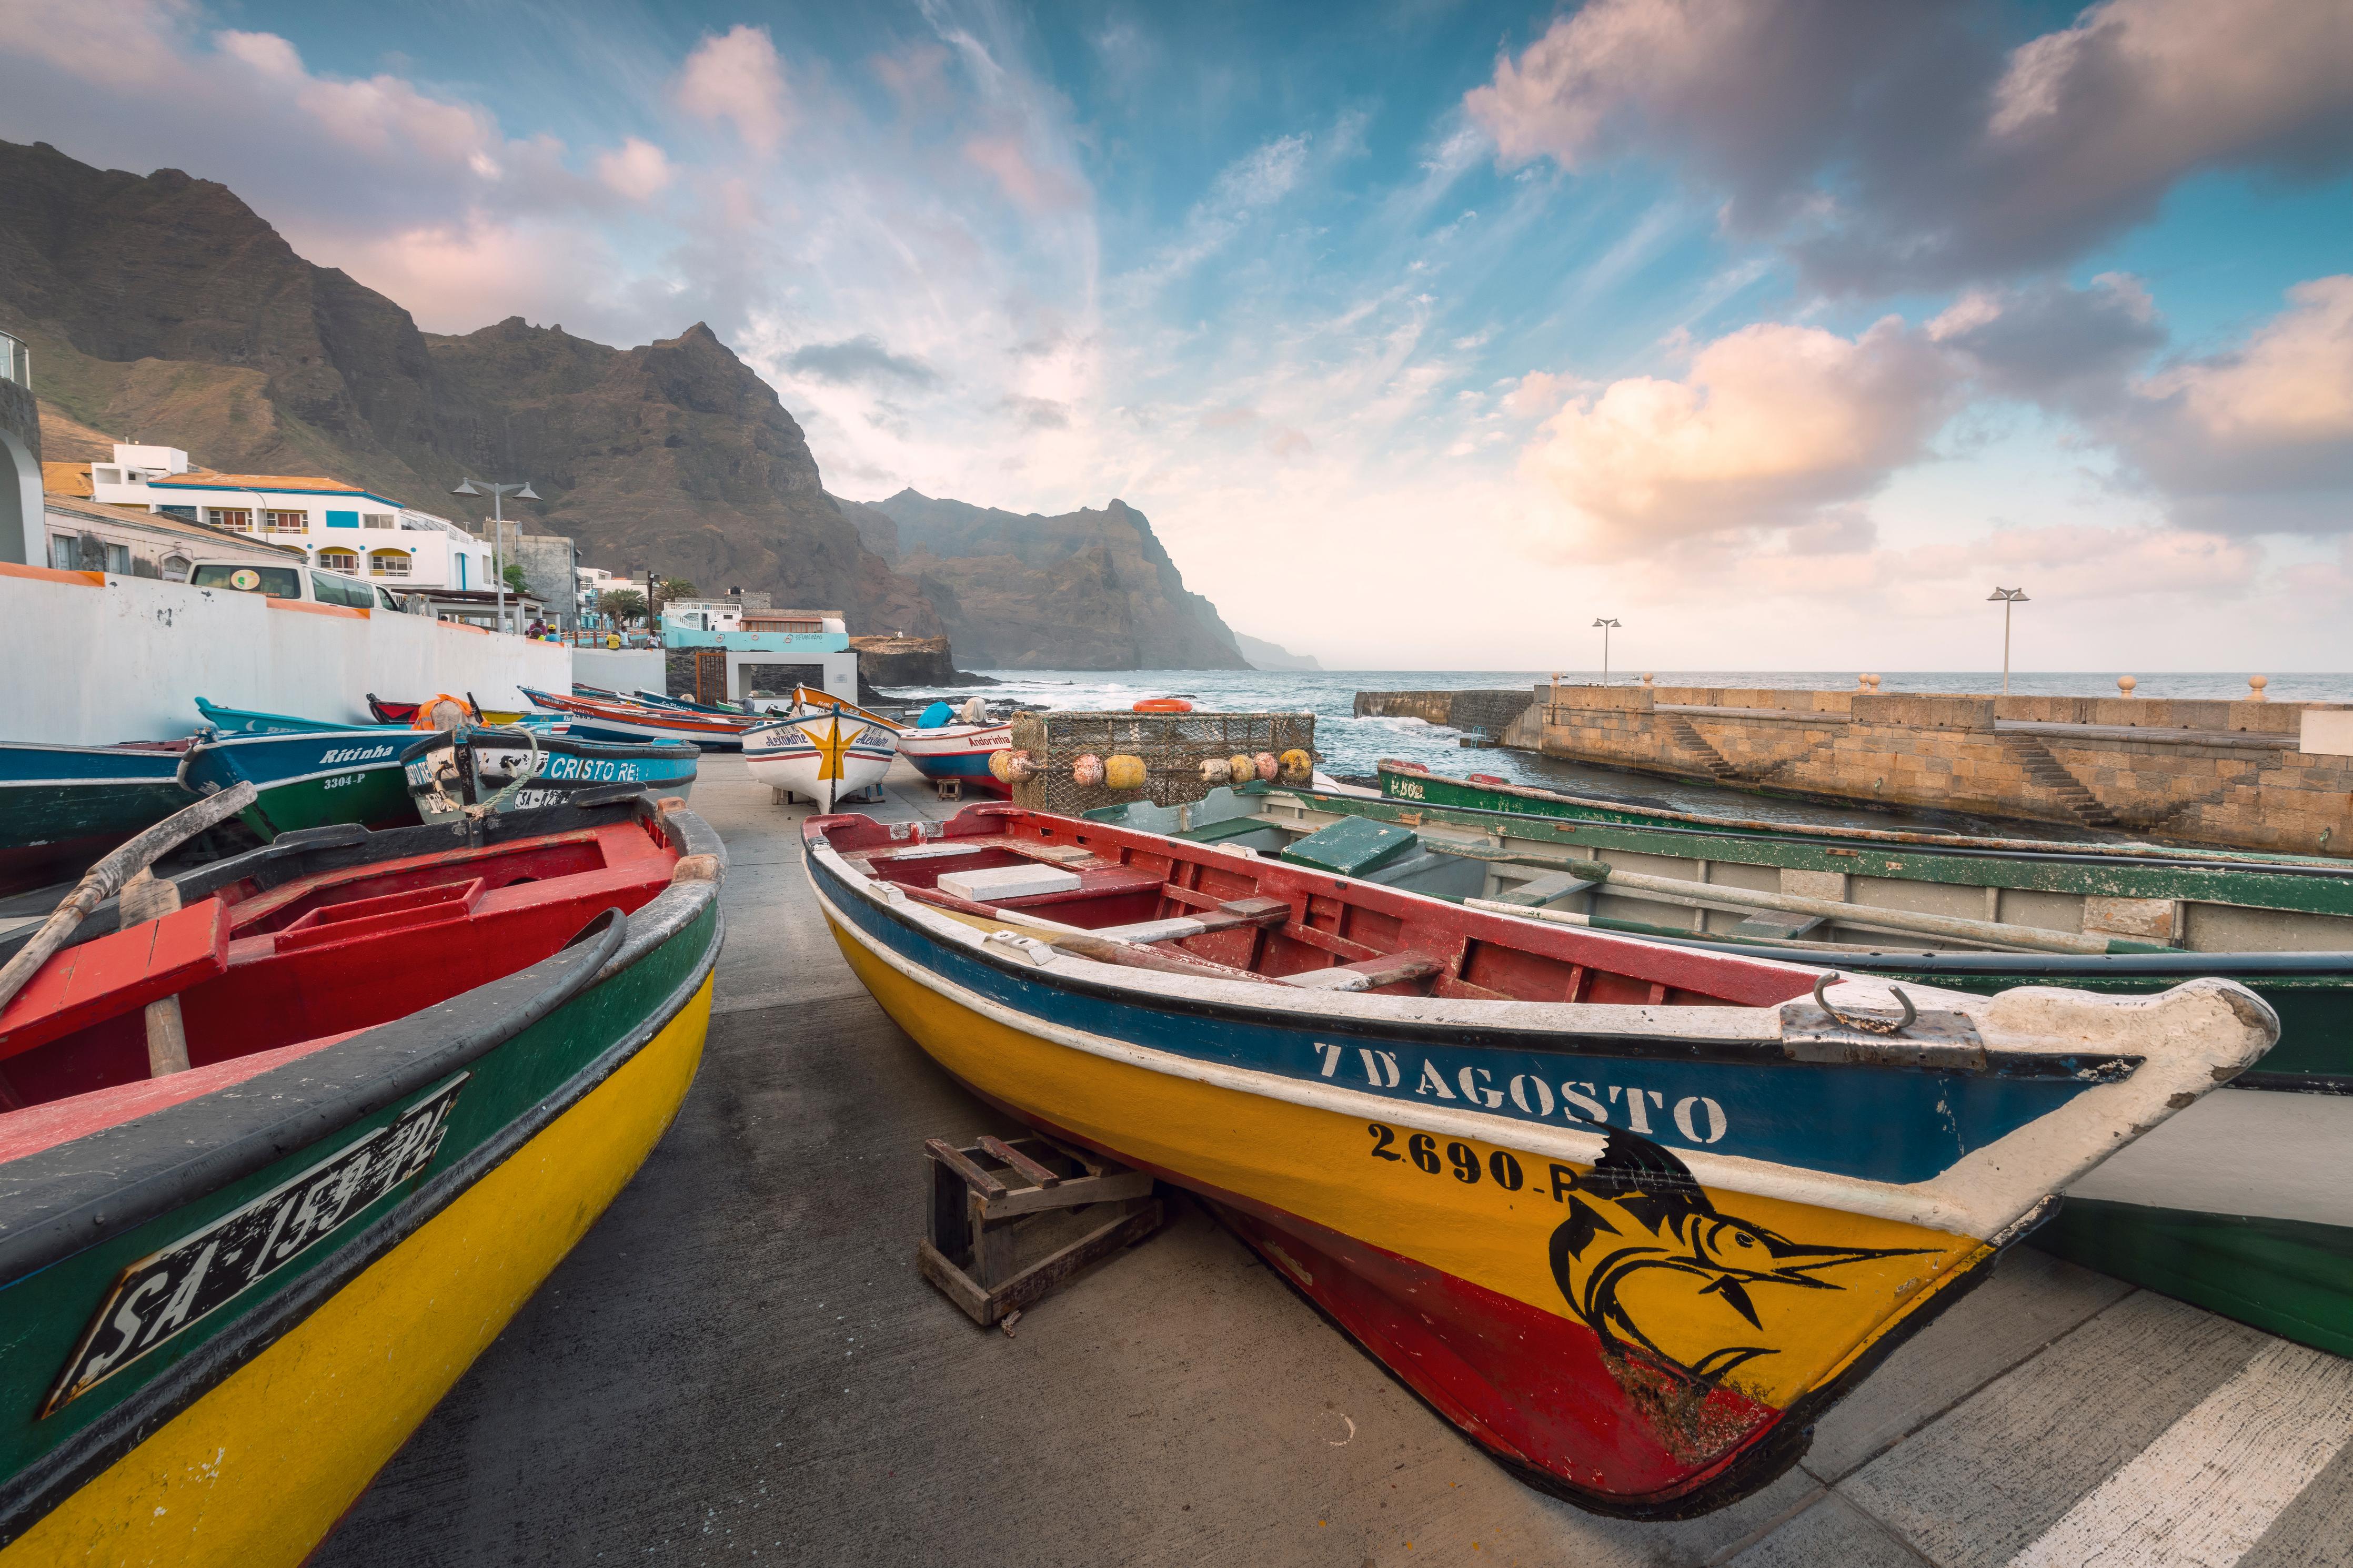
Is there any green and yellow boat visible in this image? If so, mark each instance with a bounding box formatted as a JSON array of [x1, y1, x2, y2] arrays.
[[0, 793, 722, 1565]]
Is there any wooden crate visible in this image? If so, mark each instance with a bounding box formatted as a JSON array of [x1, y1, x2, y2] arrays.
[[916, 1135, 1162, 1328]]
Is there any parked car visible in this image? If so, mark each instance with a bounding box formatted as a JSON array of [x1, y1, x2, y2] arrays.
[[187, 560, 411, 612]]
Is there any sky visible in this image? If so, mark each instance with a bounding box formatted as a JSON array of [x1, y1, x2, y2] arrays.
[[2, 0, 2349, 671]]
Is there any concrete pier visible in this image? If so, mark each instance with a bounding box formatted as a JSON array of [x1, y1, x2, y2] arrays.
[[1359, 684, 2353, 855], [315, 756, 2353, 1566]]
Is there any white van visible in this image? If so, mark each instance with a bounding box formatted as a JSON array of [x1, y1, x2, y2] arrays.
[[186, 560, 413, 612]]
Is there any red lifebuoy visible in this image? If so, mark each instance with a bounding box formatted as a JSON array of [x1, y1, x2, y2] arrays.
[[1132, 698, 1194, 713]]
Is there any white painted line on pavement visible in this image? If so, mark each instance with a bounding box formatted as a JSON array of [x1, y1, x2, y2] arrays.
[[2008, 1338, 2353, 1568]]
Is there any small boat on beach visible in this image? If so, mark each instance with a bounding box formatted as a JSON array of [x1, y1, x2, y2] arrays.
[[1099, 768, 2353, 1360], [401, 727, 699, 825], [0, 742, 194, 895], [195, 697, 384, 736], [745, 695, 898, 813], [179, 727, 419, 838], [804, 801, 2275, 1515], [0, 791, 723, 1565], [900, 700, 1012, 796], [520, 687, 755, 751]]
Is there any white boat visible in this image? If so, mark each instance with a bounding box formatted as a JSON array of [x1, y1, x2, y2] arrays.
[[744, 705, 898, 812]]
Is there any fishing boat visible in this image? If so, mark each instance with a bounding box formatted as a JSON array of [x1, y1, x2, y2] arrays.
[[0, 743, 198, 897], [519, 687, 753, 751], [1100, 771, 2353, 1359], [195, 697, 383, 736], [179, 728, 419, 838], [803, 802, 2275, 1515], [899, 699, 1012, 797], [0, 790, 722, 1565], [402, 726, 699, 825], [745, 699, 898, 813]]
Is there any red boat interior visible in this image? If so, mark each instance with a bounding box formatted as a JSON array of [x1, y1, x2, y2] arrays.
[[815, 805, 1813, 1008], [0, 817, 682, 1159]]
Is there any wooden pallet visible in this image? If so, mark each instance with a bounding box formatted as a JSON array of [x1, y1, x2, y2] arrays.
[[916, 1134, 1162, 1329]]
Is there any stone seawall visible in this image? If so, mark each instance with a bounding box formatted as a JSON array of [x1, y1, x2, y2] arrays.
[[1516, 683, 2352, 856], [1353, 688, 1543, 743]]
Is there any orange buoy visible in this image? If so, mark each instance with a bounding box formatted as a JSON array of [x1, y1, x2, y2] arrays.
[[1132, 698, 1193, 713]]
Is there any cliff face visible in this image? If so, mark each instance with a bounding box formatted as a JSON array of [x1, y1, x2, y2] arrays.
[[0, 138, 934, 635], [849, 489, 1248, 670]]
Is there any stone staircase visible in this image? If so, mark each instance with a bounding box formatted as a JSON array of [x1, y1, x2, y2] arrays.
[[1661, 714, 1742, 783], [2001, 733, 2121, 829]]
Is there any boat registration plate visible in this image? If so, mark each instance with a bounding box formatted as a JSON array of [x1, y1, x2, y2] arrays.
[[44, 1074, 468, 1415]]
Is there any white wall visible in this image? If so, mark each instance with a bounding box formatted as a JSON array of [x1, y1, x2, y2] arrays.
[[571, 648, 666, 695], [0, 568, 572, 743]]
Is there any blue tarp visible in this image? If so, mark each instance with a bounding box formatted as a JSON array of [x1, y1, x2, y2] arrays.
[[918, 701, 955, 729]]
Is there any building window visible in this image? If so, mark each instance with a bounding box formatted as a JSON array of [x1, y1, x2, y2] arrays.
[[317, 548, 360, 573], [48, 534, 76, 570], [206, 508, 253, 532], [93, 468, 121, 486], [363, 512, 394, 529], [103, 543, 131, 574], [158, 505, 197, 521], [326, 510, 359, 528], [160, 553, 193, 582], [264, 509, 308, 533], [368, 550, 413, 578]]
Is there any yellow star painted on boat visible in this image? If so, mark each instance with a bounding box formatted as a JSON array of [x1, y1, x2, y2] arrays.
[[809, 713, 849, 781]]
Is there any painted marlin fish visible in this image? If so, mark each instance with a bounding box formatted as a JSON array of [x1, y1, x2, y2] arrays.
[[1548, 1133, 1929, 1395]]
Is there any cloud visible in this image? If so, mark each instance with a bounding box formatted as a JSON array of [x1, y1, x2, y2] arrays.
[[782, 335, 940, 388], [999, 394, 1071, 429], [1930, 272, 2164, 409], [2113, 276, 2353, 525], [1467, 0, 2353, 290], [595, 137, 673, 201], [1521, 315, 1964, 552], [962, 134, 1087, 211], [677, 25, 791, 155]]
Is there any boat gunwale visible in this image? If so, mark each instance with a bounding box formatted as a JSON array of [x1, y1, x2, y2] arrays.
[[396, 730, 702, 766]]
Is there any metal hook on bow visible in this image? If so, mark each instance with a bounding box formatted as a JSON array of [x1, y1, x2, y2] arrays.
[[1812, 971, 1917, 1036]]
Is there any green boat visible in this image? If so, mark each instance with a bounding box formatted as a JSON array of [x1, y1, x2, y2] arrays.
[[0, 794, 721, 1564], [0, 742, 196, 895], [1084, 769, 2353, 1359], [179, 729, 419, 839]]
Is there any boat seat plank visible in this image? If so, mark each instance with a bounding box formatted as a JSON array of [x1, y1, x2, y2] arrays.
[[1496, 871, 1600, 908], [1278, 950, 1444, 994], [0, 901, 230, 1063], [1096, 896, 1293, 946]]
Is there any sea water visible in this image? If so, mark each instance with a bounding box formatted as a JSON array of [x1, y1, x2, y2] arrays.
[[878, 668, 2353, 837]]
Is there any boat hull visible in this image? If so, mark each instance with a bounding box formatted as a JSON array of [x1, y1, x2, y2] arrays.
[[899, 723, 1012, 795], [745, 715, 896, 814], [807, 856, 2005, 1516], [0, 745, 193, 893], [179, 731, 418, 838], [401, 732, 699, 824], [0, 826, 722, 1565], [519, 689, 747, 751]]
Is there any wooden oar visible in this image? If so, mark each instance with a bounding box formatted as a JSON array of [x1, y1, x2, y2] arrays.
[[0, 782, 258, 1017]]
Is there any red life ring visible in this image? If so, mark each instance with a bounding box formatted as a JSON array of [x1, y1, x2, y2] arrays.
[[1132, 698, 1193, 713]]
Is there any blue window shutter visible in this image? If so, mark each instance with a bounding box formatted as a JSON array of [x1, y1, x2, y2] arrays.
[[326, 510, 359, 528], [458, 554, 467, 589]]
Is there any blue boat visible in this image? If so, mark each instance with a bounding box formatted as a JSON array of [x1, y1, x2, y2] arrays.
[[0, 741, 195, 893], [179, 729, 418, 838], [193, 697, 387, 735], [401, 727, 699, 824]]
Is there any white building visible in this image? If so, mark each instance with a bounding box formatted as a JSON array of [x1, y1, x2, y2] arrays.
[[87, 444, 496, 593]]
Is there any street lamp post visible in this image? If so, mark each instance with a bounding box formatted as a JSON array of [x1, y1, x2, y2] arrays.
[[1592, 618, 1621, 685], [452, 477, 540, 634], [1987, 588, 2029, 694]]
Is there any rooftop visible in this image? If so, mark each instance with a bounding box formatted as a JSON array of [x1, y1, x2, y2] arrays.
[[146, 469, 375, 496], [42, 484, 308, 557]]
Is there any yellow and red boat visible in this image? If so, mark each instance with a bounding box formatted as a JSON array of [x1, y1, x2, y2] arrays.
[[803, 802, 2276, 1517]]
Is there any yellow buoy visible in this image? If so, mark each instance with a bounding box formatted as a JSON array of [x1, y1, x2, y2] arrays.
[[1227, 753, 1255, 785], [1104, 754, 1146, 790], [1279, 748, 1313, 784]]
